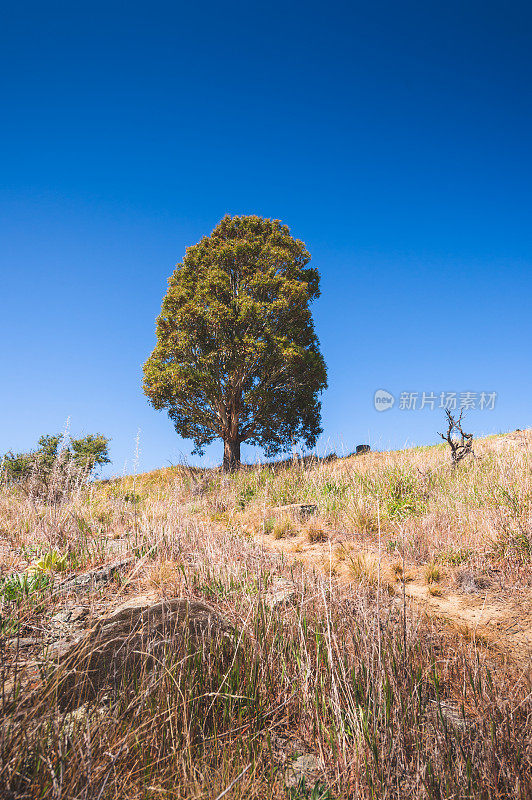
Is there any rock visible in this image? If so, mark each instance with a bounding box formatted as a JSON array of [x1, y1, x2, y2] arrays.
[[264, 578, 297, 609], [69, 605, 89, 622], [61, 701, 109, 738], [456, 570, 487, 594], [355, 444, 371, 455], [270, 503, 317, 522], [50, 610, 72, 628], [9, 637, 40, 649], [45, 597, 234, 710], [284, 753, 320, 789], [428, 700, 475, 733], [50, 606, 89, 630], [110, 594, 155, 615], [55, 558, 134, 594]]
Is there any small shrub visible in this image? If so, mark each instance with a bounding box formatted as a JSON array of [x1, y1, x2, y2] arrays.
[[269, 473, 303, 506], [306, 523, 328, 543], [386, 472, 426, 519], [321, 480, 346, 497], [437, 547, 473, 566], [425, 562, 441, 584], [262, 518, 275, 534], [1, 432, 110, 498], [71, 512, 93, 536], [0, 571, 50, 603], [237, 483, 256, 509], [344, 550, 378, 584], [272, 518, 297, 539], [97, 510, 114, 526], [123, 492, 141, 505], [492, 523, 531, 563], [352, 505, 380, 534], [210, 511, 229, 522], [392, 561, 414, 583]]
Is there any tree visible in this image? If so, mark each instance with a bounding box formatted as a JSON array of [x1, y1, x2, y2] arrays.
[[2, 433, 111, 493], [143, 215, 328, 471], [439, 410, 474, 465], [69, 433, 111, 472]]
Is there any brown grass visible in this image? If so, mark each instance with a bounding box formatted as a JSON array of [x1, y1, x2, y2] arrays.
[[0, 430, 530, 798]]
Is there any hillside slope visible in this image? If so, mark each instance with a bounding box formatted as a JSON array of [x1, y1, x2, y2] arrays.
[[127, 428, 532, 661], [0, 429, 530, 798]]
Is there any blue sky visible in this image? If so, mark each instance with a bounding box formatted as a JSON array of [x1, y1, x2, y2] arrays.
[[1, 1, 531, 475]]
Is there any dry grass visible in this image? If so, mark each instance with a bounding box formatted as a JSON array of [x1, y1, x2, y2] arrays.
[[271, 517, 297, 539], [0, 431, 530, 798], [425, 562, 442, 585], [230, 431, 532, 579]]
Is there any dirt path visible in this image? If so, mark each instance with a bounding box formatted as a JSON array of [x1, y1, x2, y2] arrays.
[[260, 533, 532, 668]]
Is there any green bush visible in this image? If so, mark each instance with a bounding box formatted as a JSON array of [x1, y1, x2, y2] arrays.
[[1, 432, 110, 494]]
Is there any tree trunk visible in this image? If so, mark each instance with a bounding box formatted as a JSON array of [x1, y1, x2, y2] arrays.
[[222, 438, 241, 472]]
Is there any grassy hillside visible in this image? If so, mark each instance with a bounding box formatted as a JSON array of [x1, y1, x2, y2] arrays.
[[0, 430, 530, 798]]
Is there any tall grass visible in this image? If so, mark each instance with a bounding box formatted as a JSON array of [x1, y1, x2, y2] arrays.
[[226, 433, 532, 576], [0, 433, 530, 798]]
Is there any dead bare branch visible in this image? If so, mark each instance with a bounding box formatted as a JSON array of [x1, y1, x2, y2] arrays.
[[439, 409, 474, 465]]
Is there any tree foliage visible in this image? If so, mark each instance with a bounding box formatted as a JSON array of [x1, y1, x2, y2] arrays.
[[2, 433, 111, 493], [143, 215, 327, 469]]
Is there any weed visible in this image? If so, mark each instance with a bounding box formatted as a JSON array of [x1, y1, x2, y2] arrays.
[[123, 491, 141, 505], [437, 547, 473, 566], [272, 518, 297, 539], [425, 562, 441, 584], [289, 779, 336, 799], [385, 471, 426, 519], [238, 483, 256, 509], [263, 517, 275, 534], [27, 549, 68, 575], [0, 571, 50, 603], [492, 523, 531, 563], [306, 523, 328, 543], [344, 551, 378, 584]]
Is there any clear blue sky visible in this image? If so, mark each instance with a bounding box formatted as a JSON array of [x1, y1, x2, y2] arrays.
[[1, 1, 531, 475]]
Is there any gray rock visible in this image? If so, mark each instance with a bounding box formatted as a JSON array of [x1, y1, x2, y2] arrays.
[[50, 610, 72, 628], [70, 605, 89, 622], [50, 605, 89, 630], [355, 444, 371, 455], [428, 700, 475, 732], [264, 578, 297, 609], [61, 702, 109, 738], [284, 753, 320, 789], [55, 558, 134, 594], [456, 570, 487, 594], [44, 597, 234, 710], [9, 637, 40, 648]]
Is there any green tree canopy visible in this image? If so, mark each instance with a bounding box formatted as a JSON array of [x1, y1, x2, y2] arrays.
[[2, 433, 111, 491], [143, 215, 328, 470]]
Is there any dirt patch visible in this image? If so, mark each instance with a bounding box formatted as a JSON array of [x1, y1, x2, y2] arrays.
[[259, 531, 532, 667]]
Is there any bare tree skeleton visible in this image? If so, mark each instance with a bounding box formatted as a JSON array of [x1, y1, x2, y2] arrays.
[[439, 409, 474, 464]]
